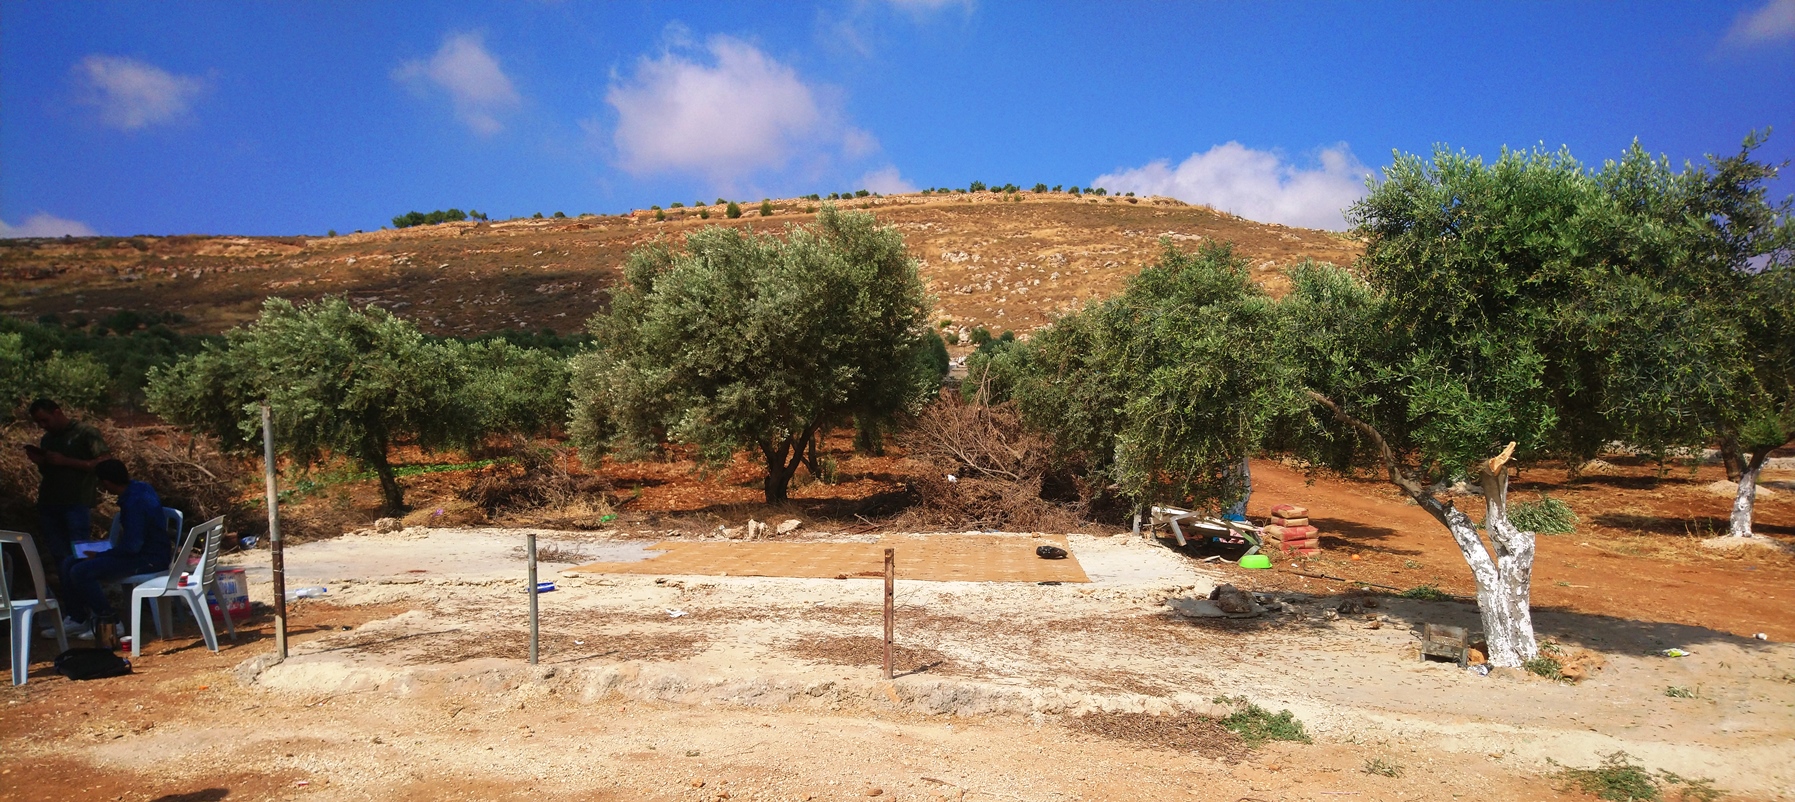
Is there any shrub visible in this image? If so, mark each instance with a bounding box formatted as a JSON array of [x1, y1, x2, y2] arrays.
[[1033, 183, 1048, 193], [1524, 656, 1564, 680], [759, 200, 774, 216], [651, 205, 662, 210], [553, 211, 566, 219], [655, 209, 665, 221], [715, 197, 727, 205], [1509, 493, 1578, 533], [1399, 585, 1450, 601], [327, 229, 337, 237], [699, 210, 710, 219], [1052, 185, 1063, 192], [969, 181, 987, 192], [726, 201, 742, 219], [391, 208, 469, 228], [670, 202, 684, 208], [532, 212, 544, 219], [1069, 186, 1081, 195], [855, 189, 869, 198]]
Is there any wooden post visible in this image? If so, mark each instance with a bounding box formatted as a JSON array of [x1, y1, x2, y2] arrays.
[[262, 403, 287, 660], [527, 532, 539, 665], [883, 547, 894, 680]]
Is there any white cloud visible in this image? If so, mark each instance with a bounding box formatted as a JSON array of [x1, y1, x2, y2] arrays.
[[606, 35, 870, 184], [0, 213, 97, 239], [858, 166, 917, 194], [1725, 0, 1795, 45], [75, 55, 206, 130], [1093, 142, 1372, 230], [395, 32, 521, 136]]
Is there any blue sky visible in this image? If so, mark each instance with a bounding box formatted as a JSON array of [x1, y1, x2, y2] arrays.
[[3, 0, 1793, 237]]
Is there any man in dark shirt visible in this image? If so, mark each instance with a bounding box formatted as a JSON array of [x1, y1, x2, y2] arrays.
[[23, 398, 110, 567], [54, 459, 170, 639]]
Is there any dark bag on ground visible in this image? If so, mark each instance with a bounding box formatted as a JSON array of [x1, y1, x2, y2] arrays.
[[54, 648, 132, 680], [1035, 545, 1068, 559]]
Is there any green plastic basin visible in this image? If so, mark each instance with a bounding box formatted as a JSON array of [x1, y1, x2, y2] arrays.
[[1238, 554, 1272, 569]]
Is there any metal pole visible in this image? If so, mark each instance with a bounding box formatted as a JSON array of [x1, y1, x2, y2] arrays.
[[262, 403, 287, 660], [527, 532, 539, 665], [883, 547, 894, 680]]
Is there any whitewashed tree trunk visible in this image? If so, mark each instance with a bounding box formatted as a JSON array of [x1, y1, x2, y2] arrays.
[[1729, 454, 1766, 538], [1303, 394, 1542, 667]]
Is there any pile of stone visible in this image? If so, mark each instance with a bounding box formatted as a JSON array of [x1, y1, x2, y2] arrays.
[[1262, 504, 1322, 556]]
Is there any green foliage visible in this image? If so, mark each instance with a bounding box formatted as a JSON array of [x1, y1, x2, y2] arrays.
[[569, 206, 935, 502], [655, 209, 666, 221], [0, 314, 211, 415], [532, 212, 544, 219], [969, 181, 987, 192], [855, 189, 870, 198], [725, 201, 742, 219], [916, 327, 951, 381], [715, 197, 727, 206], [1555, 752, 1661, 801], [1069, 186, 1081, 195], [147, 297, 566, 512], [759, 200, 774, 216], [553, 211, 566, 219], [1524, 656, 1564, 680], [1664, 685, 1696, 698], [392, 209, 469, 228], [327, 229, 337, 237], [1212, 696, 1312, 746], [1398, 585, 1450, 601], [974, 242, 1298, 512], [1362, 758, 1403, 778], [1509, 493, 1579, 534], [699, 210, 711, 219], [1033, 183, 1048, 193], [670, 202, 684, 208]]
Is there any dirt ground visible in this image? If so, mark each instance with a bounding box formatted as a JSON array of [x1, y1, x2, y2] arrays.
[[4, 453, 1791, 802]]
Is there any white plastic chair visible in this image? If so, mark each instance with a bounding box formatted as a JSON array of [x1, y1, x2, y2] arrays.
[[103, 507, 185, 635], [129, 516, 236, 658], [1, 530, 69, 686]]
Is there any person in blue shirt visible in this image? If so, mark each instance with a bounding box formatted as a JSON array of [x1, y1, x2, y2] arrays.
[[53, 459, 172, 639]]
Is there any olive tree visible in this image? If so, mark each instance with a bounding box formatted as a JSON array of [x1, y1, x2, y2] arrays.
[[976, 241, 1298, 512], [569, 206, 935, 503], [148, 297, 567, 513], [1284, 139, 1791, 666]]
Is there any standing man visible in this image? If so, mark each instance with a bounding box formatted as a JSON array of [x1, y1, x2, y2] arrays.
[[22, 398, 110, 568], [53, 459, 170, 639]]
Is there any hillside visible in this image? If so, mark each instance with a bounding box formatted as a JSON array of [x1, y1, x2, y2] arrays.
[[0, 192, 1361, 339]]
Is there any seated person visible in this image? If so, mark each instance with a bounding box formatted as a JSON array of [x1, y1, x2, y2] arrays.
[[52, 459, 172, 639]]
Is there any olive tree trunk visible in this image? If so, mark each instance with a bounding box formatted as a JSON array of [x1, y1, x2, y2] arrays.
[[1308, 392, 1540, 667], [1729, 450, 1770, 538]]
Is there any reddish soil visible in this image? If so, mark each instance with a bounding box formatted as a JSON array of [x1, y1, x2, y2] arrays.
[[1232, 458, 1795, 643]]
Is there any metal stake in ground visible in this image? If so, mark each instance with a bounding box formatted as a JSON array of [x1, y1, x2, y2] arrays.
[[883, 547, 895, 680], [263, 402, 288, 660], [528, 532, 539, 665]]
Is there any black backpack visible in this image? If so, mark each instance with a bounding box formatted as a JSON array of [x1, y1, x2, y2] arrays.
[[54, 648, 132, 680]]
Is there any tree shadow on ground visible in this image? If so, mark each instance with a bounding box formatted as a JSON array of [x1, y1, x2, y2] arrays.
[[1592, 513, 1795, 538], [634, 488, 919, 532], [1361, 595, 1779, 656], [151, 790, 230, 802]]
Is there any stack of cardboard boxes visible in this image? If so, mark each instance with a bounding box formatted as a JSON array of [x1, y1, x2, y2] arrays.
[[1262, 504, 1322, 556]]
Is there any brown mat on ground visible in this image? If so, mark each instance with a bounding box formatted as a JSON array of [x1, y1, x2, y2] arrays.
[[569, 533, 1089, 583]]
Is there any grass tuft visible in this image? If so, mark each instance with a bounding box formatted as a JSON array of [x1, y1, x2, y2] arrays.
[[1553, 751, 1725, 801], [1398, 585, 1450, 601], [1362, 757, 1403, 777], [1524, 656, 1564, 680], [1211, 696, 1312, 746]]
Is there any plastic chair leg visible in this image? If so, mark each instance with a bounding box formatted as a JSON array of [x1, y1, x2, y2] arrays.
[[130, 593, 147, 658], [182, 593, 219, 652], [153, 598, 171, 639], [217, 596, 238, 643], [11, 608, 30, 686]]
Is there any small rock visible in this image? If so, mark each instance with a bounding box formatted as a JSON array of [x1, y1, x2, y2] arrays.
[[374, 517, 400, 533], [1322, 609, 1339, 621], [867, 789, 884, 797], [777, 519, 803, 535], [1209, 583, 1256, 614]]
